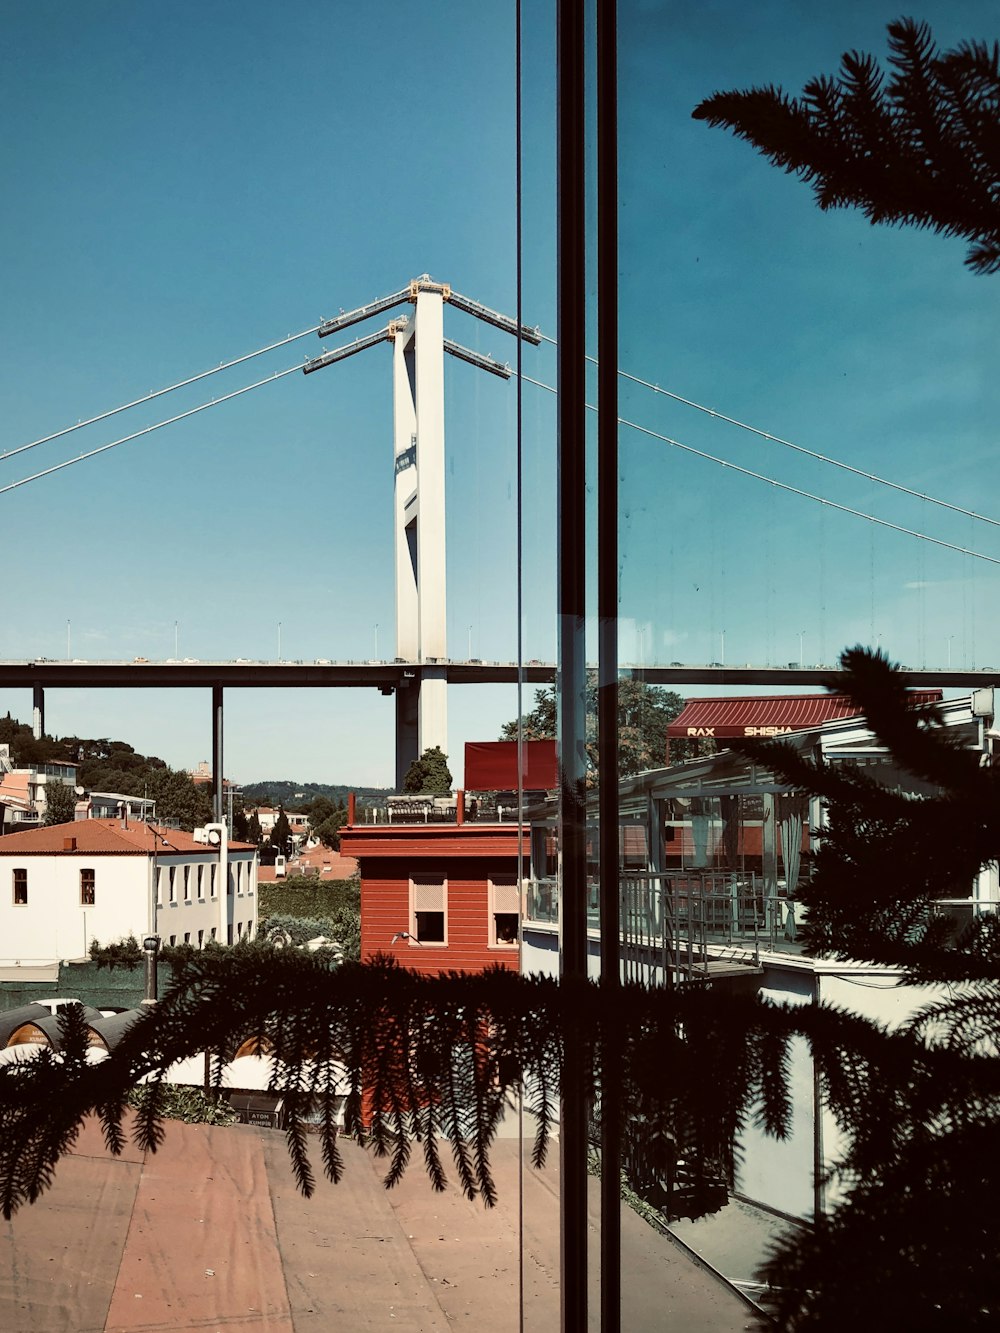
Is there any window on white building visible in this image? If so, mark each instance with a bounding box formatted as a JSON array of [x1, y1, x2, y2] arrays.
[[80, 869, 96, 907], [489, 873, 519, 947], [168, 866, 176, 903], [13, 869, 27, 906], [210, 865, 217, 899], [410, 871, 447, 944], [197, 929, 204, 947], [197, 865, 205, 900], [183, 866, 191, 901]]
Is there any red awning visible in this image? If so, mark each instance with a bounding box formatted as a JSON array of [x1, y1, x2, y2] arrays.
[[667, 691, 942, 740], [464, 740, 558, 791]]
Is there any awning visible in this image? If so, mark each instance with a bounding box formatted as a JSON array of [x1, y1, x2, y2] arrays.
[[667, 690, 942, 740]]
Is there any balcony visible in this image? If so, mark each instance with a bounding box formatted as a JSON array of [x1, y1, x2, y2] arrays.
[[370, 792, 526, 824], [525, 870, 808, 977]]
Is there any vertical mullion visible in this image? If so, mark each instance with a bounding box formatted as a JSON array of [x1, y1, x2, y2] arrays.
[[557, 0, 589, 1328], [596, 0, 620, 1330]]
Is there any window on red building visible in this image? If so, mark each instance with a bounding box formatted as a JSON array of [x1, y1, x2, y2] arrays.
[[489, 874, 519, 947], [411, 872, 447, 944]]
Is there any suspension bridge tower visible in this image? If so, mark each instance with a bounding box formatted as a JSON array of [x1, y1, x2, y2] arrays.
[[305, 276, 539, 786]]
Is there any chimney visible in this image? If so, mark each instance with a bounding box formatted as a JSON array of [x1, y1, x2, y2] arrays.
[[456, 789, 465, 825], [347, 792, 356, 826], [63, 836, 77, 852]]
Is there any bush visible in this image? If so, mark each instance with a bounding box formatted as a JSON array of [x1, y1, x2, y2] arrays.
[[259, 908, 360, 962], [258, 875, 359, 920], [126, 1084, 237, 1126]]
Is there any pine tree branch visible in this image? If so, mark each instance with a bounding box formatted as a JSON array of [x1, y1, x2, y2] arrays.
[[693, 17, 1000, 273]]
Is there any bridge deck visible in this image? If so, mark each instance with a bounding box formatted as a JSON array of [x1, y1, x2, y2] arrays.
[[0, 660, 995, 689]]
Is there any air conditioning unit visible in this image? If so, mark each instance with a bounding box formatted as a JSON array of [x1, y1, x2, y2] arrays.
[[192, 824, 225, 846], [972, 687, 994, 720]]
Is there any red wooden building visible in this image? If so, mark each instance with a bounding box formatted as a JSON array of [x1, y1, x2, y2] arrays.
[[338, 818, 527, 976], [339, 741, 552, 977]]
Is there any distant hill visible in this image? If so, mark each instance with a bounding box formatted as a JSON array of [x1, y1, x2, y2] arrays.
[[240, 780, 391, 810]]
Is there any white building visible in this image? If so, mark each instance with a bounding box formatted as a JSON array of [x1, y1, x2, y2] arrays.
[[0, 819, 258, 965]]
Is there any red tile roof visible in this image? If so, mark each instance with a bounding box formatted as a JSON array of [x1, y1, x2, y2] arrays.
[[291, 845, 359, 879], [0, 820, 256, 856], [667, 690, 943, 739]]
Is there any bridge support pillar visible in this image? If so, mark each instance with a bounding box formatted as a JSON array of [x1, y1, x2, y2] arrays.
[[418, 668, 447, 760], [32, 684, 44, 740], [395, 683, 419, 790], [212, 686, 224, 825]]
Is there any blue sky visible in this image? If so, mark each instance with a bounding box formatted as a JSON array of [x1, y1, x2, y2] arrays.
[[1, 2, 997, 785]]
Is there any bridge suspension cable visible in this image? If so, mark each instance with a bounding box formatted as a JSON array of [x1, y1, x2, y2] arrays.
[[536, 332, 1000, 529], [0, 324, 321, 467], [522, 374, 1000, 567], [0, 315, 515, 497], [0, 364, 303, 498]]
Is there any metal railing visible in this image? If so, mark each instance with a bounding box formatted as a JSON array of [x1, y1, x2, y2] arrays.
[[525, 871, 806, 980], [525, 875, 999, 982]]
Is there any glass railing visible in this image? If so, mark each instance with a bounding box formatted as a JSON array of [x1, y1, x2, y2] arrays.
[[524, 870, 808, 968]]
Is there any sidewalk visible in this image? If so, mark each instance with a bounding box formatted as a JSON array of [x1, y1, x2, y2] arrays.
[[668, 1195, 807, 1307]]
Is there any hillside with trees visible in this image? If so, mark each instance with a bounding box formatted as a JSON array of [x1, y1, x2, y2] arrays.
[[240, 780, 390, 809], [1, 715, 388, 833], [1, 714, 211, 830]]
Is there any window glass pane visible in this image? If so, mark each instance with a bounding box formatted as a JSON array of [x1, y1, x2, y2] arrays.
[[614, 0, 1000, 1318]]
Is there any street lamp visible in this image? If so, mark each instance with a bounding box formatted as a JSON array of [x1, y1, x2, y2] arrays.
[[147, 826, 176, 1002], [142, 934, 160, 1004]]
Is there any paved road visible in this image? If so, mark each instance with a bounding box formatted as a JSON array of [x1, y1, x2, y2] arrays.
[[0, 1116, 757, 1331]]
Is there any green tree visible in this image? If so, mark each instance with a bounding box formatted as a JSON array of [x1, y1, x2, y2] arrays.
[[500, 678, 695, 781], [246, 811, 263, 846], [313, 809, 348, 850], [231, 802, 249, 842], [270, 808, 292, 854], [142, 769, 212, 831], [42, 781, 77, 827], [402, 746, 452, 795], [692, 18, 1000, 274]]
